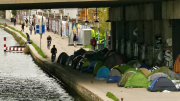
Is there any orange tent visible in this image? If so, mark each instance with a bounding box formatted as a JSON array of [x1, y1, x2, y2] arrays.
[[139, 68, 150, 77], [174, 55, 180, 74]]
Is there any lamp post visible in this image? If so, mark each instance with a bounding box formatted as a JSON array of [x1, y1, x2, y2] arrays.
[[67, 13, 69, 37], [60, 12, 62, 37], [97, 21, 100, 44], [76, 14, 78, 35]]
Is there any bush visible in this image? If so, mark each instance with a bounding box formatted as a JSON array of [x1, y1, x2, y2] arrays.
[[106, 92, 119, 101], [24, 45, 30, 54]]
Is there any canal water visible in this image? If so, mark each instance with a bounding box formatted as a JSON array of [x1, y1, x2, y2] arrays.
[[0, 28, 83, 101]]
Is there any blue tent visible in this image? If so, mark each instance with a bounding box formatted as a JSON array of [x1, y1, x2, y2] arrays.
[[87, 61, 97, 73], [107, 69, 122, 83], [95, 67, 110, 80], [139, 64, 150, 70], [148, 77, 178, 92]]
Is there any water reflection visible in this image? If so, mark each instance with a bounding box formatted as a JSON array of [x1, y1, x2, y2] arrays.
[[0, 29, 74, 101]]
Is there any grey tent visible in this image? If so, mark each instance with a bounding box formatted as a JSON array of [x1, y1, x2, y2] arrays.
[[148, 77, 178, 92], [148, 72, 168, 81], [163, 71, 180, 80], [108, 69, 122, 77]]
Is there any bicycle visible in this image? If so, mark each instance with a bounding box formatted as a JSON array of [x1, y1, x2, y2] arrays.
[[51, 53, 56, 62], [47, 41, 51, 49]]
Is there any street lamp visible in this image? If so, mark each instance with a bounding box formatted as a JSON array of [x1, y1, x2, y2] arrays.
[[60, 12, 62, 37], [84, 8, 89, 28], [94, 7, 99, 43], [67, 13, 69, 37]]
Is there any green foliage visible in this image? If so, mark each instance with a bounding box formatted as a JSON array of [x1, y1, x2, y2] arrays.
[[24, 45, 30, 54], [32, 43, 47, 58], [106, 92, 119, 101], [5, 25, 47, 58], [11, 10, 17, 17]]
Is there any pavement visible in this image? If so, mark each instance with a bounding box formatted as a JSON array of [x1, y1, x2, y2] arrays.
[[1, 18, 180, 101]]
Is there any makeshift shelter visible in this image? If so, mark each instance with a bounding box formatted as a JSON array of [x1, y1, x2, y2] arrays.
[[60, 53, 69, 65], [93, 61, 104, 75], [95, 67, 110, 80], [125, 71, 148, 88], [87, 61, 97, 73], [66, 55, 74, 66], [72, 55, 83, 69], [148, 77, 178, 92], [123, 68, 137, 74], [107, 69, 122, 83], [80, 59, 91, 72], [148, 66, 171, 77], [118, 65, 132, 74], [127, 60, 142, 67], [139, 68, 150, 77], [57, 52, 66, 63], [118, 72, 135, 87], [148, 72, 169, 81], [163, 71, 180, 80], [139, 64, 150, 70], [104, 53, 122, 70]]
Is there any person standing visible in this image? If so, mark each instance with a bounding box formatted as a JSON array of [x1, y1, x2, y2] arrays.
[[14, 18, 16, 26], [21, 23, 25, 32], [90, 37, 97, 51], [26, 33, 30, 42], [73, 34, 78, 47], [25, 18, 28, 27], [29, 25, 33, 35]]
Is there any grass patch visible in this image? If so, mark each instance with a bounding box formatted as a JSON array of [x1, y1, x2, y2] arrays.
[[24, 45, 30, 54], [82, 45, 92, 50], [1, 23, 47, 58], [106, 92, 119, 101]]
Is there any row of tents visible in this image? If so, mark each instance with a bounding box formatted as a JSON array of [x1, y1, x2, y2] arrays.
[[57, 48, 180, 92]]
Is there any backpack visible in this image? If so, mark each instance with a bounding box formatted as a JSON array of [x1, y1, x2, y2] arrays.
[[92, 41, 96, 46]]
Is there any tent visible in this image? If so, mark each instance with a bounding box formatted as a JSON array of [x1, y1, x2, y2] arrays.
[[93, 61, 104, 75], [72, 55, 83, 69], [95, 67, 110, 80], [125, 71, 148, 88], [118, 72, 135, 87], [139, 64, 150, 70], [80, 59, 91, 72], [66, 55, 74, 66], [123, 68, 137, 75], [107, 69, 122, 83], [60, 53, 69, 65], [127, 60, 142, 67], [139, 68, 150, 77], [148, 66, 171, 77], [163, 71, 180, 80], [118, 65, 132, 74], [148, 77, 178, 92], [148, 72, 169, 81], [57, 52, 66, 63], [77, 58, 90, 70], [87, 61, 97, 73], [103, 51, 122, 68]]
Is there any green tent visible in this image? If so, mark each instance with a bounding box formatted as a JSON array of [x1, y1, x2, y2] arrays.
[[125, 71, 148, 88], [118, 72, 135, 87], [148, 66, 171, 77], [118, 65, 132, 74], [93, 61, 104, 75], [123, 68, 137, 74]]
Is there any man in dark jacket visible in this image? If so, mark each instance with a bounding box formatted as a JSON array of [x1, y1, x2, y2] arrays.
[[14, 18, 16, 26], [21, 23, 25, 32], [26, 33, 30, 42], [51, 45, 57, 62]]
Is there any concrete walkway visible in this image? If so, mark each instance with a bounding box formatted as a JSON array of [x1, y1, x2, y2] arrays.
[[1, 18, 180, 101]]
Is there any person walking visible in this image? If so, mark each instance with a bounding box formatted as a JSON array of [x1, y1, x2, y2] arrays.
[[73, 34, 78, 47], [14, 18, 16, 26], [47, 35, 52, 49], [29, 25, 33, 35], [90, 37, 97, 51], [21, 23, 25, 32]]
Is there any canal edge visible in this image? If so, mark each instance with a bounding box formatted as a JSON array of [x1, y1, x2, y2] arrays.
[[2, 26, 105, 101]]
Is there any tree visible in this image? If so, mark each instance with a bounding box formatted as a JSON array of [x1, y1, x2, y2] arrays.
[[11, 10, 17, 17]]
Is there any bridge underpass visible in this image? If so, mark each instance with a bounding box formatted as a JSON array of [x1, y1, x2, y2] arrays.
[[0, 0, 164, 10]]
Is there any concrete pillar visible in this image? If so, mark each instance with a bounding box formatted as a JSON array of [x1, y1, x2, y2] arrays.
[[111, 21, 116, 50]]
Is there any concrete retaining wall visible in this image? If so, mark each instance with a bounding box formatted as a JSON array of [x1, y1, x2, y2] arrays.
[[3, 26, 104, 101]]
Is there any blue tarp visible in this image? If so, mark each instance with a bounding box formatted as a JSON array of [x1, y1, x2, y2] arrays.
[[95, 67, 110, 80]]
